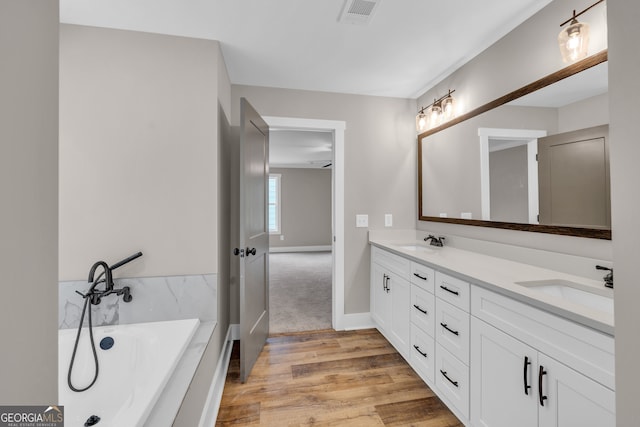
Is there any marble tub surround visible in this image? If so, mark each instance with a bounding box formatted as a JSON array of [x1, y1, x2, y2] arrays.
[[369, 230, 613, 335], [59, 274, 217, 329]]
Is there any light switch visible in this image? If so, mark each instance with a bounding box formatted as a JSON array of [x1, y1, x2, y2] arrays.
[[385, 214, 393, 227], [280, 235, 285, 240], [356, 214, 368, 228]]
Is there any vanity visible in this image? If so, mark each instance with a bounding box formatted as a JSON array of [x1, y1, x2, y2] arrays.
[[369, 234, 614, 427]]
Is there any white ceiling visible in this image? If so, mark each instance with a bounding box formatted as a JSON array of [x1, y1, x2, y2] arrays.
[[59, 0, 553, 99], [270, 130, 333, 168]]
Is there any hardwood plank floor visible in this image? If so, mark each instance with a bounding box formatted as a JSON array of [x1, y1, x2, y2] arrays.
[[216, 329, 463, 426]]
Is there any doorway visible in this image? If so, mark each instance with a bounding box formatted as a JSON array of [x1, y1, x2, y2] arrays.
[[263, 116, 346, 332]]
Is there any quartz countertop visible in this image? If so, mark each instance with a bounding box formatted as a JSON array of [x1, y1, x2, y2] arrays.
[[369, 237, 614, 336]]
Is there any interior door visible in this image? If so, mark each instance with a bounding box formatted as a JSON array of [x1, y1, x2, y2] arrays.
[[538, 125, 610, 228], [239, 98, 269, 383]]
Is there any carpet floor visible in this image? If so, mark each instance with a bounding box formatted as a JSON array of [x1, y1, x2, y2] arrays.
[[269, 251, 332, 334]]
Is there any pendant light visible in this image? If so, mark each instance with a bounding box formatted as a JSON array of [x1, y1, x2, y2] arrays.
[[558, 0, 603, 63]]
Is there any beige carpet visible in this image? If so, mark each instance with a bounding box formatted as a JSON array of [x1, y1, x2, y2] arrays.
[[269, 251, 332, 333]]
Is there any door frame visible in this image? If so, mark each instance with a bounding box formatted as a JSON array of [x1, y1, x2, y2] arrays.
[[263, 116, 346, 330]]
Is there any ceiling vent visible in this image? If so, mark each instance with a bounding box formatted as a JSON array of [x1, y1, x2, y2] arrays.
[[338, 0, 382, 25]]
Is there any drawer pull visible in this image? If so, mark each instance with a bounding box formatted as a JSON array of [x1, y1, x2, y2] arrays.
[[413, 345, 427, 358], [413, 272, 427, 281], [538, 365, 548, 406], [385, 276, 391, 293], [523, 356, 531, 395], [440, 322, 459, 336], [440, 369, 459, 388], [439, 285, 459, 296], [413, 304, 428, 315]]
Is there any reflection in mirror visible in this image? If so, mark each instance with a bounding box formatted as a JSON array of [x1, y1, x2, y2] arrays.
[[419, 54, 610, 239]]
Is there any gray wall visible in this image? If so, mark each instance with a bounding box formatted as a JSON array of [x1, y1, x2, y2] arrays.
[[558, 92, 609, 133], [59, 24, 232, 425], [59, 25, 220, 280], [416, 0, 612, 262], [269, 168, 332, 248], [0, 1, 59, 404], [490, 145, 529, 223], [608, 1, 640, 424], [232, 86, 416, 314]]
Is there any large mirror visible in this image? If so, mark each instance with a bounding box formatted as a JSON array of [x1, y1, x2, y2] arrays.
[[418, 51, 610, 239]]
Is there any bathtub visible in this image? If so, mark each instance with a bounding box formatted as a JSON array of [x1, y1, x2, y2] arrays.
[[59, 318, 199, 427]]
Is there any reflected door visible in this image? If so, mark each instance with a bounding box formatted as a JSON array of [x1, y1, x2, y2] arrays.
[[538, 125, 610, 228], [239, 98, 270, 383]]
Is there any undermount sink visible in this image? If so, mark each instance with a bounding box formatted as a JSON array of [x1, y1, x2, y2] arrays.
[[516, 280, 613, 314], [395, 244, 436, 254]]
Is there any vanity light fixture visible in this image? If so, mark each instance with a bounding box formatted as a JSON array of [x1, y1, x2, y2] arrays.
[[558, 0, 603, 63], [416, 89, 456, 132]]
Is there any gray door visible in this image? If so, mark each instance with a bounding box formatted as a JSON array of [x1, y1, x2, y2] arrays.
[[538, 124, 610, 228], [239, 98, 270, 383]]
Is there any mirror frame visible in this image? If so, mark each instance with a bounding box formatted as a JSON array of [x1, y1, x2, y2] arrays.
[[418, 50, 610, 240]]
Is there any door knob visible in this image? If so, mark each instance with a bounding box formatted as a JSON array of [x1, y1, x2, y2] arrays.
[[233, 248, 244, 257], [246, 247, 257, 256]]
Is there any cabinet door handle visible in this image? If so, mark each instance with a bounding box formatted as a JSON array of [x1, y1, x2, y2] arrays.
[[523, 356, 531, 395], [439, 285, 459, 296], [413, 345, 427, 358], [413, 304, 427, 315], [383, 274, 388, 291], [538, 365, 548, 406], [440, 370, 459, 388], [413, 272, 427, 281], [440, 322, 459, 336], [385, 276, 391, 293]]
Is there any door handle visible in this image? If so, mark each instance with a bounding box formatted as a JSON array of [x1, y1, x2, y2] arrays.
[[233, 248, 245, 257], [538, 365, 548, 406], [413, 345, 427, 358], [439, 285, 459, 296], [413, 304, 427, 315], [385, 276, 391, 293], [383, 274, 388, 291], [523, 356, 531, 395], [246, 247, 257, 256], [413, 273, 427, 281]]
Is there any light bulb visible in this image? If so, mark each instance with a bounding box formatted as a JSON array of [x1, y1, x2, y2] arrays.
[[558, 18, 590, 63], [441, 93, 456, 121], [416, 110, 427, 132]]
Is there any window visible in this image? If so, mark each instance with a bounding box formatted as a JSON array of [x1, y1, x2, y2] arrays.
[[268, 174, 281, 234]]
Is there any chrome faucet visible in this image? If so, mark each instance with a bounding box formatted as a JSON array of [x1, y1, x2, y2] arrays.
[[424, 234, 445, 247], [596, 265, 613, 289]]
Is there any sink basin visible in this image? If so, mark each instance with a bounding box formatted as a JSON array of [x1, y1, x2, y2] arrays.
[[395, 244, 436, 254], [516, 280, 613, 314]]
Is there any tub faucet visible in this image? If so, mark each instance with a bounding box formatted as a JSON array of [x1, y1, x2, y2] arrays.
[[596, 265, 613, 289], [424, 234, 445, 247]]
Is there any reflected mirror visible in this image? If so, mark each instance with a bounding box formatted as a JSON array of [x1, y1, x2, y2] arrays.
[[418, 52, 610, 239]]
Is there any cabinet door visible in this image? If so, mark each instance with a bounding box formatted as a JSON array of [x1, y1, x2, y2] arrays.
[[471, 317, 538, 427], [538, 353, 615, 427], [371, 263, 390, 332], [388, 274, 411, 357]]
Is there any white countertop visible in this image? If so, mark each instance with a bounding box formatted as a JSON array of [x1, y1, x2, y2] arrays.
[[369, 238, 614, 336]]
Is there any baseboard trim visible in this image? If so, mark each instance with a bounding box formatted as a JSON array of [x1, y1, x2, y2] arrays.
[[270, 245, 332, 253], [229, 323, 240, 340], [197, 324, 236, 427], [341, 312, 375, 331]]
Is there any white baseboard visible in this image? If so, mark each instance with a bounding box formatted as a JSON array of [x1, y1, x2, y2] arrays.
[[270, 245, 332, 253], [341, 312, 375, 330], [198, 324, 237, 427]]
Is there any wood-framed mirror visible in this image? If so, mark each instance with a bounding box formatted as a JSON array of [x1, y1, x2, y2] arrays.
[[418, 50, 610, 240]]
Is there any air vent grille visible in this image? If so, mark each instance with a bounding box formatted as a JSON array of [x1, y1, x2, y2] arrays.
[[338, 0, 381, 25]]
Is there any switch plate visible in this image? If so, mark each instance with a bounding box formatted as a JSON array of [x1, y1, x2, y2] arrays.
[[356, 214, 368, 228], [384, 214, 393, 227], [280, 235, 284, 240], [461, 212, 472, 219]]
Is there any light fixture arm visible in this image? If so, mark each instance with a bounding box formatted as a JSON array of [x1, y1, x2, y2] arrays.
[[559, 0, 604, 27], [418, 89, 456, 114]]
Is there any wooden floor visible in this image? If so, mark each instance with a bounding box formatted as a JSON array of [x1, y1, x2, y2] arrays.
[[216, 329, 463, 426]]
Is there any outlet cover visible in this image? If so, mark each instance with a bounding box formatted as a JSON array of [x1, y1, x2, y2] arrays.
[[384, 214, 393, 227], [280, 235, 284, 240], [356, 214, 368, 228]]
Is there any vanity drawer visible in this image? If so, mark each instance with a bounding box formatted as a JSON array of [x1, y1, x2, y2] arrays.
[[435, 272, 470, 311], [471, 285, 615, 390], [435, 343, 469, 420], [372, 246, 410, 277], [411, 285, 435, 337], [435, 299, 470, 365], [410, 262, 435, 292], [411, 326, 435, 384]]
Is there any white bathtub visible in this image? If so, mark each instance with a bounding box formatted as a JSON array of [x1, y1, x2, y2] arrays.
[[59, 318, 199, 427]]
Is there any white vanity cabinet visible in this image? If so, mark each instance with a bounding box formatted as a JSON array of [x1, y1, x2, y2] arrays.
[[470, 286, 615, 427], [370, 247, 411, 358]]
